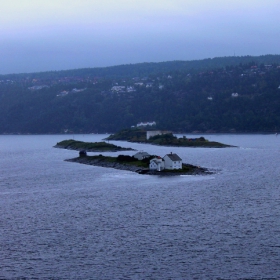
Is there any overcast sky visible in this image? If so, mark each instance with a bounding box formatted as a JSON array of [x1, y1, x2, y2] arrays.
[[1, 0, 279, 74]]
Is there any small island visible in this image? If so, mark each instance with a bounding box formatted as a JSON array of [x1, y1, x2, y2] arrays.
[[65, 153, 212, 176], [54, 139, 135, 152], [105, 128, 234, 148]]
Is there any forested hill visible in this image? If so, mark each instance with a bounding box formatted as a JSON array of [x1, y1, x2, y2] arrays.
[[1, 55, 280, 134], [2, 54, 280, 79]]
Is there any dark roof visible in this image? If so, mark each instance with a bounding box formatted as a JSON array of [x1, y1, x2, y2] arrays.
[[135, 151, 150, 156], [165, 153, 182, 161]]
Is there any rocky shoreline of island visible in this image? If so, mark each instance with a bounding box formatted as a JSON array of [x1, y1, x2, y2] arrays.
[[105, 128, 235, 148], [65, 156, 213, 176]]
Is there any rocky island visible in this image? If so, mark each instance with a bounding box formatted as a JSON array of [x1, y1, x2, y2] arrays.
[[55, 139, 214, 176], [105, 128, 234, 148], [54, 139, 135, 152], [65, 154, 212, 176]]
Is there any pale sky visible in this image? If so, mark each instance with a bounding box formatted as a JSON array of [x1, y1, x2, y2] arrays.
[[0, 0, 279, 74]]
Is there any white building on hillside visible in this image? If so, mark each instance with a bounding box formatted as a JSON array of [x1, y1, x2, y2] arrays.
[[163, 153, 182, 170], [111, 86, 126, 92], [127, 86, 135, 92], [137, 121, 156, 127]]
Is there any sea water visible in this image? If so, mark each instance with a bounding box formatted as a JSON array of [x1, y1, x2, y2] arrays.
[[1, 134, 280, 279]]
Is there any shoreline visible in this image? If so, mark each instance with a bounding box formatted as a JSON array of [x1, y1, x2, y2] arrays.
[[66, 156, 213, 176], [105, 140, 235, 148]]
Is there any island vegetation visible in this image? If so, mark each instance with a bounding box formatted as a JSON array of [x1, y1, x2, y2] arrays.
[[66, 154, 211, 176], [106, 128, 233, 148], [148, 133, 233, 147], [54, 139, 134, 152]]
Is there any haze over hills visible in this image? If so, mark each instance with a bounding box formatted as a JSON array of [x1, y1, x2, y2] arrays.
[[2, 54, 280, 78], [1, 55, 280, 134]]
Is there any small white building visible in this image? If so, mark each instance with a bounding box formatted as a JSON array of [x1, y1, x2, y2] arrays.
[[72, 88, 86, 93], [133, 151, 151, 160], [137, 121, 156, 127], [149, 157, 165, 171], [28, 85, 49, 91], [163, 153, 182, 170], [127, 86, 135, 92], [111, 86, 126, 92], [57, 90, 69, 97]]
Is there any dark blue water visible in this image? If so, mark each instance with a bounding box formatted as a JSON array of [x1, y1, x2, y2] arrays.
[[1, 134, 280, 279]]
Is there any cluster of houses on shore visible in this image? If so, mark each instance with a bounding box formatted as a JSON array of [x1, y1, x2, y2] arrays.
[[133, 151, 182, 171]]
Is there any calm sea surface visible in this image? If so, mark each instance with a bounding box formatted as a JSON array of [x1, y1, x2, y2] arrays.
[[1, 134, 280, 279]]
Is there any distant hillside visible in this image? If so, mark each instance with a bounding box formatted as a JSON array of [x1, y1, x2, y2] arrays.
[[1, 55, 280, 134], [2, 54, 280, 79]]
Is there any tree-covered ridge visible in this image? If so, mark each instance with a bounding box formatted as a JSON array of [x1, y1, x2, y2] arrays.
[[1, 55, 280, 134], [1, 54, 280, 80]]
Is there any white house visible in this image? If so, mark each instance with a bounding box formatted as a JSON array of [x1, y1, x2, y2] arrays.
[[149, 157, 165, 171], [134, 82, 144, 86], [133, 151, 151, 160], [163, 153, 182, 170], [72, 88, 86, 93], [57, 90, 69, 97], [28, 85, 49, 91], [127, 86, 135, 92], [111, 86, 126, 92]]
